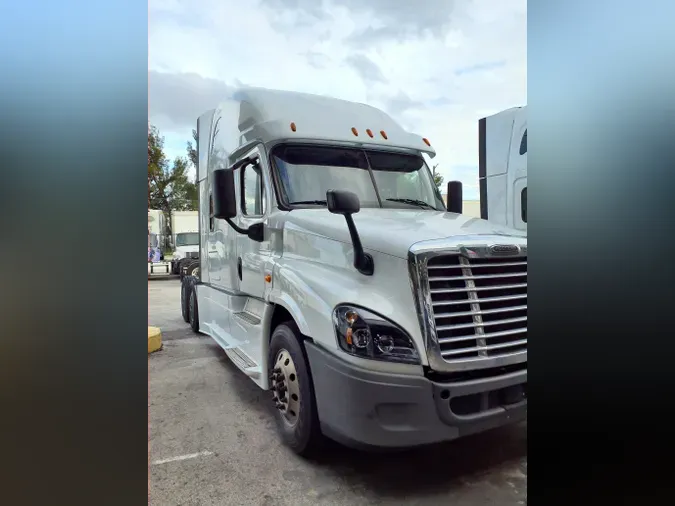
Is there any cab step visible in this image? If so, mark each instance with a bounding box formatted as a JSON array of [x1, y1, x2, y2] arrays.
[[233, 311, 262, 326], [225, 347, 261, 378]]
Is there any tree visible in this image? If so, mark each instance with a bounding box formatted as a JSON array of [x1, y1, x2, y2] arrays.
[[148, 125, 170, 213], [148, 124, 199, 246], [170, 156, 198, 211], [147, 124, 198, 211], [432, 163, 444, 190], [186, 128, 198, 169]]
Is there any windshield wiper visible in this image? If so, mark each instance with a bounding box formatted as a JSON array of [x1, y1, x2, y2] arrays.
[[386, 198, 435, 209], [290, 200, 327, 206]]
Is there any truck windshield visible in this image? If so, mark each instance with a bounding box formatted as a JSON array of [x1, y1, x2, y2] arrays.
[[272, 145, 446, 211], [175, 233, 199, 246]]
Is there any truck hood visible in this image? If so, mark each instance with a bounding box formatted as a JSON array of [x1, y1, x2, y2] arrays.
[[175, 245, 199, 254], [283, 208, 526, 259]]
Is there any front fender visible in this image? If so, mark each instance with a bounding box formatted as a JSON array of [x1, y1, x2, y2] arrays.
[[267, 251, 424, 358], [267, 262, 333, 340], [266, 289, 313, 338]]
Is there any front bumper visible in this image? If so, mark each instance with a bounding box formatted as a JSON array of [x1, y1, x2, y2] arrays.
[[304, 342, 527, 449]]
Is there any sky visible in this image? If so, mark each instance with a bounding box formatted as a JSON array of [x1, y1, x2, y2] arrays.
[[148, 0, 526, 200]]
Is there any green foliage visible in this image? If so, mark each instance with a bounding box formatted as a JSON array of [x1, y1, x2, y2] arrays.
[[148, 124, 198, 227], [432, 163, 444, 190], [170, 157, 198, 211], [186, 129, 198, 168]]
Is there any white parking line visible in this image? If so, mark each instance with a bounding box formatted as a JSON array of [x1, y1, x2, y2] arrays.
[[151, 451, 214, 466]]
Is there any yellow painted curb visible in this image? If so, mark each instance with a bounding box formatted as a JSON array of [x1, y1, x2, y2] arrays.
[[148, 326, 162, 354]]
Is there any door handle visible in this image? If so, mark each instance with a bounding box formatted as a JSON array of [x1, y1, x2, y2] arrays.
[[237, 257, 243, 280]]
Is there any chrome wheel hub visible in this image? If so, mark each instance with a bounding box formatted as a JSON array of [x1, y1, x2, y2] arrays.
[[271, 349, 301, 426]]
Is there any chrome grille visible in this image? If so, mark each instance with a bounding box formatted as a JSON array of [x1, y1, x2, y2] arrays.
[[426, 254, 527, 363]]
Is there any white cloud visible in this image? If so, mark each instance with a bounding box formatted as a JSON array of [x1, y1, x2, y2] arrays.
[[149, 0, 526, 199]]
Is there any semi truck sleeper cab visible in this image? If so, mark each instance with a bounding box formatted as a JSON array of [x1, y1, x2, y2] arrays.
[[479, 105, 527, 232], [179, 87, 527, 455]]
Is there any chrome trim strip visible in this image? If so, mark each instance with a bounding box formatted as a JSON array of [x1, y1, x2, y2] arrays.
[[408, 235, 527, 372]]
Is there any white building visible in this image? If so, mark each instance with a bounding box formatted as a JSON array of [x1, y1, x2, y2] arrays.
[[440, 195, 481, 218]]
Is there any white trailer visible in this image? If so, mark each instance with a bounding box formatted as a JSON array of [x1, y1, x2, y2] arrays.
[[170, 211, 199, 275], [180, 87, 527, 455], [148, 208, 166, 260], [171, 211, 198, 238], [478, 106, 527, 232], [147, 209, 165, 237], [148, 209, 171, 275]]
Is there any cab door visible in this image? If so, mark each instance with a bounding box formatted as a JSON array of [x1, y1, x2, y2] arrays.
[[229, 146, 272, 375], [234, 145, 271, 299]]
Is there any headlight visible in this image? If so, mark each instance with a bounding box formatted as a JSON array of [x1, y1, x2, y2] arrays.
[[332, 305, 420, 364]]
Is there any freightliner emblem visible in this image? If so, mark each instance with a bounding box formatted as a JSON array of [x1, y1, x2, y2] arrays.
[[488, 244, 520, 256]]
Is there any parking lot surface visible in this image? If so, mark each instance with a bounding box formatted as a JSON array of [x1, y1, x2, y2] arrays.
[[149, 279, 527, 506]]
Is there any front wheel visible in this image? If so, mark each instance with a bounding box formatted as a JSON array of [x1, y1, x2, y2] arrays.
[[268, 323, 323, 456]]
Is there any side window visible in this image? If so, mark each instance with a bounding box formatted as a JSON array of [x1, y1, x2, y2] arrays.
[[519, 129, 527, 155], [209, 193, 214, 231], [521, 187, 527, 223], [241, 163, 266, 216]]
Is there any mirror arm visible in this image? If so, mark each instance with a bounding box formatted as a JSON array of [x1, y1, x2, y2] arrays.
[[214, 157, 265, 242], [326, 189, 374, 276], [225, 218, 248, 235], [225, 219, 264, 243], [344, 215, 374, 276], [230, 156, 258, 171]]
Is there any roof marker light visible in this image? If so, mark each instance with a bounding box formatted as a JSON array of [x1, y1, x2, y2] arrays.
[[366, 129, 374, 138], [351, 127, 359, 136], [380, 130, 388, 140], [290, 122, 297, 132], [423, 137, 431, 146]]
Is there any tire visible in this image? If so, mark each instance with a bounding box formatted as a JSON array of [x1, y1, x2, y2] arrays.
[[188, 282, 200, 333], [268, 322, 323, 456], [186, 260, 200, 279], [180, 277, 190, 323]]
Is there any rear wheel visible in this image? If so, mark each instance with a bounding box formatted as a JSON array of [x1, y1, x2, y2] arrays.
[[186, 260, 200, 278], [188, 283, 199, 333], [268, 322, 323, 456], [180, 277, 190, 323]]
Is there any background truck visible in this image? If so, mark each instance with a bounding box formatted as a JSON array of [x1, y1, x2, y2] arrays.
[[148, 209, 172, 275], [180, 87, 527, 456], [147, 209, 166, 261], [170, 211, 199, 275], [478, 105, 527, 232]]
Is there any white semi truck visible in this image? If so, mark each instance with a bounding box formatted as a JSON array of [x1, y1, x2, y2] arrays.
[[170, 211, 200, 275], [478, 106, 527, 232], [180, 88, 527, 455]]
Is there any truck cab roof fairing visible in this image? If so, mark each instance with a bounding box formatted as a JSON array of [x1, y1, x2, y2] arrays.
[[203, 88, 436, 171]]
